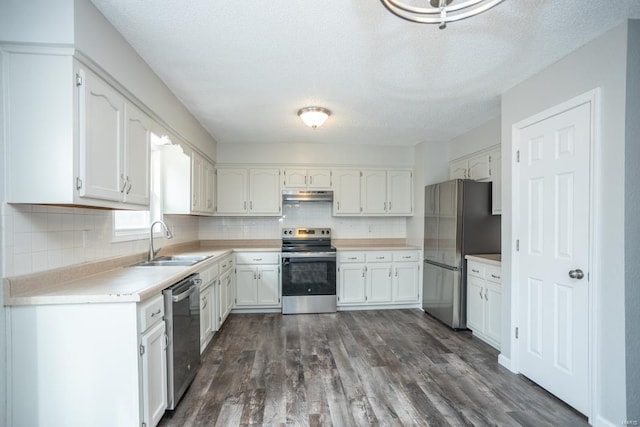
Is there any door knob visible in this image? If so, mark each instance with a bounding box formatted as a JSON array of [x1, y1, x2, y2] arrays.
[[568, 269, 584, 279]]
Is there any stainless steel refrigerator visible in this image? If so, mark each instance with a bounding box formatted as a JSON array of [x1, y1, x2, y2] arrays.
[[422, 179, 501, 329]]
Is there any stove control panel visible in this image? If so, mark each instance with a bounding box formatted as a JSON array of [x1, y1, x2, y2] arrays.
[[282, 228, 331, 238]]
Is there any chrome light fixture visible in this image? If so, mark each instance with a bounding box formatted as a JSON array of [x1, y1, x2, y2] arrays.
[[297, 107, 331, 129], [380, 0, 505, 29]]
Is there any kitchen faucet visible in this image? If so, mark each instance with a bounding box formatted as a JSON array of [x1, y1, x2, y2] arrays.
[[149, 220, 174, 261]]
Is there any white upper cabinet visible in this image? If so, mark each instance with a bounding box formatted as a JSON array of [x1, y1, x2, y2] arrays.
[[333, 169, 362, 215], [3, 51, 150, 209], [215, 167, 281, 216], [387, 170, 413, 215], [163, 144, 215, 216], [449, 145, 501, 215], [282, 168, 331, 189], [216, 168, 248, 214], [249, 168, 281, 214], [334, 169, 413, 216], [361, 170, 387, 214]]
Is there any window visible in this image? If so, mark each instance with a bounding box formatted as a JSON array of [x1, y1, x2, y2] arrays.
[[112, 132, 167, 241]]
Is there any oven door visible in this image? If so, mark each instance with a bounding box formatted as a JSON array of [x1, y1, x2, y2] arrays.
[[281, 253, 337, 296]]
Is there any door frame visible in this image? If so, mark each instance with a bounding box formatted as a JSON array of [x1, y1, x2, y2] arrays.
[[509, 88, 600, 422]]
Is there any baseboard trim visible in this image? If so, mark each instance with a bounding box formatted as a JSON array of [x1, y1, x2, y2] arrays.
[[593, 415, 618, 427], [498, 354, 515, 372]]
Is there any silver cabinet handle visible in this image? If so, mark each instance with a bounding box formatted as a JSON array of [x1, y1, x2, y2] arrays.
[[388, 269, 392, 277], [479, 288, 483, 299], [395, 268, 398, 277], [569, 269, 584, 279], [362, 268, 365, 278], [389, 202, 392, 210], [376, 256, 385, 260], [384, 202, 387, 211], [126, 177, 132, 194], [485, 289, 488, 301], [250, 201, 253, 210], [120, 174, 127, 192], [253, 258, 262, 261], [150, 308, 161, 317], [472, 269, 480, 273], [309, 176, 313, 184], [244, 201, 247, 210], [491, 274, 500, 280]]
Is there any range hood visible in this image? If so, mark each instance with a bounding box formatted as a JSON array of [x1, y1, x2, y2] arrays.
[[282, 190, 333, 203]]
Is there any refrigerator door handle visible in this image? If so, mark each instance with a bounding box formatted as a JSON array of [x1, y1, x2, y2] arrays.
[[423, 259, 460, 271]]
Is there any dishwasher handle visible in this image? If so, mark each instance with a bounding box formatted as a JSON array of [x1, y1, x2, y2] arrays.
[[172, 283, 197, 302]]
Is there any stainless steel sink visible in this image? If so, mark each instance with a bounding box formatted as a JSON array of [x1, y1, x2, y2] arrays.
[[134, 255, 212, 267]]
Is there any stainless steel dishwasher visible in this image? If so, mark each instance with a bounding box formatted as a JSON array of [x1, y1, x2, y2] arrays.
[[163, 273, 201, 410]]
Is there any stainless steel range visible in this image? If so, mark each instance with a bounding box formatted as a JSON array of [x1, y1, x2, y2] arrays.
[[281, 228, 337, 314]]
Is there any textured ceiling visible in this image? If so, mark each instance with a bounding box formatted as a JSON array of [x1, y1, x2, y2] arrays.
[[90, 0, 640, 146]]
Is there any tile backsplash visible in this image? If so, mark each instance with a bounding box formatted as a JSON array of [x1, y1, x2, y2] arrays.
[[2, 202, 407, 276], [198, 203, 406, 240], [1, 204, 198, 276]]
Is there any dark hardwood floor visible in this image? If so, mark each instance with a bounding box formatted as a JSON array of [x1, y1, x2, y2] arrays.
[[159, 309, 588, 426]]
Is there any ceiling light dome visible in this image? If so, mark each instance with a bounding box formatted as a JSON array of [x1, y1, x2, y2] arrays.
[[380, 0, 505, 29], [297, 107, 331, 129]]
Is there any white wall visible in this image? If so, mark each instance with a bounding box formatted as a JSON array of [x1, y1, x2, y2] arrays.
[[406, 141, 449, 247], [624, 19, 640, 422], [501, 21, 630, 424], [447, 116, 501, 161], [0, 45, 7, 426], [72, 0, 217, 161], [216, 142, 414, 167], [0, 0, 74, 44]]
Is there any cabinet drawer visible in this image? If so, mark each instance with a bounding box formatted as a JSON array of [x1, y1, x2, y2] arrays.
[[467, 261, 486, 279], [486, 266, 502, 284], [339, 252, 365, 263], [220, 256, 234, 272], [366, 251, 393, 262], [393, 251, 420, 262], [138, 293, 165, 333], [235, 252, 279, 265]]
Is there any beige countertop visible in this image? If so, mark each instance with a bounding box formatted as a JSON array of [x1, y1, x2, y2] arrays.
[[465, 254, 502, 266], [4, 241, 281, 306], [333, 239, 421, 251]]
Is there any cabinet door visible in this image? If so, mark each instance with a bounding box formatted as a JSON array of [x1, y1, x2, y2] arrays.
[[227, 271, 235, 315], [308, 169, 332, 188], [249, 168, 281, 215], [204, 160, 216, 214], [122, 102, 150, 206], [338, 264, 366, 304], [367, 263, 393, 303], [387, 170, 413, 215], [484, 281, 502, 347], [361, 170, 387, 214], [191, 152, 204, 212], [490, 149, 502, 215], [449, 159, 468, 180], [200, 285, 214, 352], [393, 262, 420, 303], [79, 68, 124, 202], [334, 170, 361, 215], [257, 265, 280, 306], [216, 168, 248, 214], [468, 153, 491, 181], [140, 320, 168, 427], [283, 168, 308, 188], [466, 276, 485, 333], [235, 266, 258, 306]]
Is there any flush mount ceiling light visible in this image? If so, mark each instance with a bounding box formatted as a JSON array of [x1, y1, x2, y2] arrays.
[[297, 107, 331, 130], [380, 0, 505, 29]]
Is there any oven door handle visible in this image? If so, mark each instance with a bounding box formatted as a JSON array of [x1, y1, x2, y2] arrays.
[[281, 252, 337, 259], [172, 285, 197, 303]]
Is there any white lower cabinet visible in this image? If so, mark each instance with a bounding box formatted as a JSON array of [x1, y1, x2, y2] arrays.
[[217, 255, 235, 327], [234, 252, 281, 309], [466, 259, 502, 349], [8, 293, 168, 426], [338, 250, 421, 308], [139, 294, 168, 427], [198, 260, 219, 353]]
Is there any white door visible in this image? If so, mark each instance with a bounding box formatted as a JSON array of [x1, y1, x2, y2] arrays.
[[393, 263, 420, 303], [517, 101, 591, 415], [334, 170, 361, 215], [338, 264, 366, 304], [361, 170, 387, 214], [140, 320, 168, 427], [283, 168, 308, 188], [191, 153, 204, 212], [79, 68, 124, 202], [257, 266, 280, 305], [235, 266, 258, 306], [387, 170, 413, 215], [308, 169, 332, 188], [123, 101, 150, 206], [216, 168, 248, 214], [366, 263, 393, 303], [466, 276, 485, 333], [249, 168, 281, 215], [468, 154, 491, 181], [449, 159, 468, 179]]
